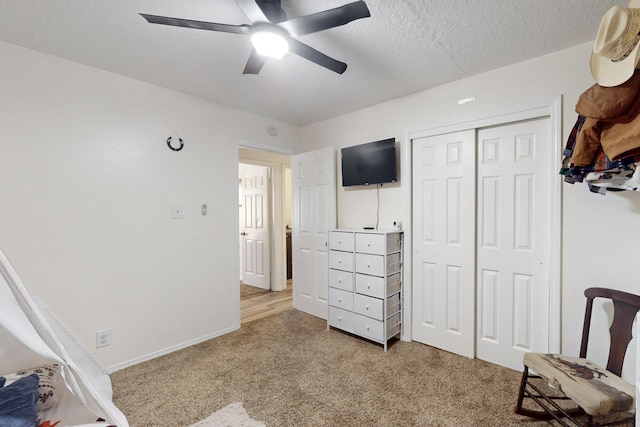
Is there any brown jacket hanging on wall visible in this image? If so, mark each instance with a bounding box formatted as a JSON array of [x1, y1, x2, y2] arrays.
[[571, 70, 640, 166]]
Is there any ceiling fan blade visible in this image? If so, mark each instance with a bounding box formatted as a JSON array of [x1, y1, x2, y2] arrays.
[[243, 48, 267, 74], [140, 13, 250, 35], [235, 0, 269, 23], [279, 1, 370, 36], [287, 38, 347, 74]]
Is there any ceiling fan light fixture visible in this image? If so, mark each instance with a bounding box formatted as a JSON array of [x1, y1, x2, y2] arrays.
[[251, 30, 289, 59]]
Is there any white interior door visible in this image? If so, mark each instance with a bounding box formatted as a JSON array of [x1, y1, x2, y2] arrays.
[[411, 130, 476, 358], [476, 118, 551, 370], [292, 147, 336, 319], [240, 164, 271, 290]]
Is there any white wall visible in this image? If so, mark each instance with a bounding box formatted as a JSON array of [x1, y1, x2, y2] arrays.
[[0, 40, 299, 370], [300, 42, 639, 381]]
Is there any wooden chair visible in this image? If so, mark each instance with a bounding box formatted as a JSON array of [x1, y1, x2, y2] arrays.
[[514, 287, 639, 426]]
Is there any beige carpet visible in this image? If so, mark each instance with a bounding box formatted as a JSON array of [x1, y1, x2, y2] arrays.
[[189, 402, 265, 427], [111, 309, 554, 426]]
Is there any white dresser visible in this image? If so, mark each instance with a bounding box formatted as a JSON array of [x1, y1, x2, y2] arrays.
[[327, 229, 403, 351]]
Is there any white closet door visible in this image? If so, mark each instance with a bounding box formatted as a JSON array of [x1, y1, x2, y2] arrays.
[[412, 130, 476, 358], [476, 118, 551, 370]]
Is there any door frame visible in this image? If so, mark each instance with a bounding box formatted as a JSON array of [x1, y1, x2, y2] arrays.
[[402, 95, 562, 353], [233, 140, 294, 328]]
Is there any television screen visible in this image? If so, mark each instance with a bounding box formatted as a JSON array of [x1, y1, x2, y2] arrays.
[[341, 138, 397, 187]]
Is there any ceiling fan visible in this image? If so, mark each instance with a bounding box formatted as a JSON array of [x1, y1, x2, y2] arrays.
[[140, 0, 370, 75]]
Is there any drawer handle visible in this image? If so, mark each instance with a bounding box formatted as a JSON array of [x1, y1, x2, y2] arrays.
[[366, 325, 370, 331], [367, 284, 371, 289], [338, 278, 342, 283], [367, 263, 371, 268], [338, 316, 342, 321], [338, 259, 342, 264], [339, 240, 342, 244], [338, 297, 342, 303], [367, 242, 371, 247], [365, 304, 369, 310]]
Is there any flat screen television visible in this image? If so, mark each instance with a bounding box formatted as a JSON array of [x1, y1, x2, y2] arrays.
[[341, 138, 397, 187]]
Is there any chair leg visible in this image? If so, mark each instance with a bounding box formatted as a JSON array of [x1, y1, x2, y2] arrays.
[[514, 366, 556, 420], [514, 365, 584, 425], [514, 366, 529, 415]]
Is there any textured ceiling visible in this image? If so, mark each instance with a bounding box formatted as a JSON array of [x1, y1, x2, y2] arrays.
[[0, 0, 623, 125]]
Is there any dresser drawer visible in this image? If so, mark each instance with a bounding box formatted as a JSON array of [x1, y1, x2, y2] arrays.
[[355, 232, 402, 255], [354, 292, 401, 320], [329, 269, 353, 291], [355, 233, 386, 254], [354, 313, 401, 343], [354, 293, 383, 320], [329, 288, 354, 311], [329, 250, 354, 272], [354, 314, 384, 341], [357, 253, 401, 276], [328, 306, 354, 333], [329, 231, 354, 252], [355, 274, 385, 298], [355, 253, 385, 276]]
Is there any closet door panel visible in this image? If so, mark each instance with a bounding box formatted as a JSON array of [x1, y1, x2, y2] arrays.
[[476, 118, 551, 371], [412, 130, 476, 358]]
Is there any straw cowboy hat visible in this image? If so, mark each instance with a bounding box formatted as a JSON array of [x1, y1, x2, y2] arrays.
[[590, 5, 640, 87]]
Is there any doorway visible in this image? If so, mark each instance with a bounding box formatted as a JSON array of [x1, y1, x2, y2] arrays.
[[239, 163, 271, 290], [238, 147, 293, 323]]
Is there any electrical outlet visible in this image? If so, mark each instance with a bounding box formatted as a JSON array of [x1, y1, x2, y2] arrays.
[[96, 329, 112, 348]]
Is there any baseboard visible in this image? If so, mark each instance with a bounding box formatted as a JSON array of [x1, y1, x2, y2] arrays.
[[105, 325, 239, 373]]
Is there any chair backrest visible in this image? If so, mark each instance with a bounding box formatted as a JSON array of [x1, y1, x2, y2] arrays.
[[579, 287, 640, 376]]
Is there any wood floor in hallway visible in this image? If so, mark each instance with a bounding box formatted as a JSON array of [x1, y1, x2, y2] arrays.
[[241, 282, 293, 324]]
